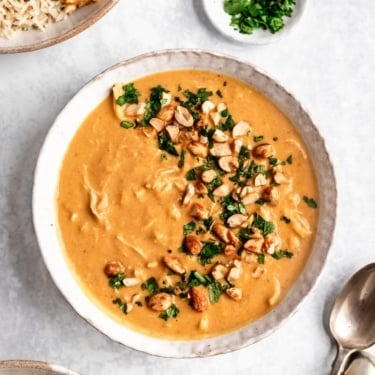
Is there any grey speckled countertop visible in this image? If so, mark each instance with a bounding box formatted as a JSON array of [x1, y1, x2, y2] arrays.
[[0, 1, 374, 374]]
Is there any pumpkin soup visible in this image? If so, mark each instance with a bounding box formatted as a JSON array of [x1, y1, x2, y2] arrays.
[[57, 70, 318, 339]]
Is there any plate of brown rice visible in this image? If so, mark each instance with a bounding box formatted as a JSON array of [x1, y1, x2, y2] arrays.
[[0, 0, 119, 54]]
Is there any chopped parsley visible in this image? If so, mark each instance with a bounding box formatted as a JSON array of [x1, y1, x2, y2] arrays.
[[253, 135, 264, 142], [199, 242, 223, 265], [116, 83, 140, 106], [224, 0, 296, 35], [157, 132, 179, 156], [195, 217, 214, 234], [159, 304, 180, 321], [208, 281, 228, 303], [237, 227, 253, 243], [187, 271, 228, 303], [271, 250, 294, 260], [177, 88, 213, 111], [216, 89, 223, 98], [303, 196, 318, 208], [185, 168, 197, 181], [112, 298, 128, 314], [120, 121, 134, 129], [142, 85, 168, 125], [178, 149, 186, 168], [188, 270, 212, 287], [108, 273, 125, 289], [268, 156, 278, 166], [183, 221, 196, 236], [252, 213, 275, 236], [286, 154, 293, 164], [219, 194, 246, 221], [141, 277, 159, 295], [218, 114, 235, 131], [257, 254, 265, 264]]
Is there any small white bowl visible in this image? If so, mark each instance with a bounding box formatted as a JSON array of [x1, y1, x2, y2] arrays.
[[0, 0, 119, 54], [202, 0, 308, 44], [33, 49, 336, 358], [0, 360, 80, 375]]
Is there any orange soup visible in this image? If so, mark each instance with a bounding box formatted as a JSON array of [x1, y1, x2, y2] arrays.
[[57, 70, 318, 339]]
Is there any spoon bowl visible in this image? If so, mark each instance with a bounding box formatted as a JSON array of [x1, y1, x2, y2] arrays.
[[329, 263, 375, 374], [345, 351, 375, 375]]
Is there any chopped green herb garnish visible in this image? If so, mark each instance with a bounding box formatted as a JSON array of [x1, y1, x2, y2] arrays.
[[142, 85, 168, 125], [199, 242, 223, 265], [178, 149, 186, 168], [183, 221, 196, 236], [216, 89, 223, 98], [116, 83, 140, 106], [208, 281, 228, 303], [224, 0, 296, 35], [188, 270, 212, 287], [161, 153, 168, 161], [179, 88, 213, 110], [141, 277, 159, 295], [120, 121, 134, 129], [220, 109, 229, 117], [268, 156, 278, 165], [237, 227, 252, 243], [159, 304, 180, 321], [271, 250, 294, 260], [252, 213, 275, 236], [303, 196, 318, 208], [108, 273, 125, 289], [286, 154, 293, 164], [257, 254, 265, 264], [219, 194, 246, 221], [218, 114, 235, 131], [185, 168, 197, 181], [157, 132, 178, 156], [200, 127, 216, 149], [253, 135, 264, 142], [112, 298, 128, 314]]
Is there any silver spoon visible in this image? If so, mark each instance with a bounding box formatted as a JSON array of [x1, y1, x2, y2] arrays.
[[344, 351, 375, 375], [329, 263, 375, 374]]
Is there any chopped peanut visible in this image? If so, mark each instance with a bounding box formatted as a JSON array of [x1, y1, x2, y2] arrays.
[[163, 255, 186, 274], [253, 143, 275, 159], [104, 261, 124, 277], [190, 286, 209, 312], [148, 293, 172, 312], [184, 235, 202, 255]]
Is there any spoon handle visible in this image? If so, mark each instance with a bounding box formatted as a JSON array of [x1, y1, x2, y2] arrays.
[[331, 347, 355, 375]]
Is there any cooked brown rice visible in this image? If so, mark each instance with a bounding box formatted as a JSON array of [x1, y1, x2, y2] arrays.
[[0, 0, 94, 39]]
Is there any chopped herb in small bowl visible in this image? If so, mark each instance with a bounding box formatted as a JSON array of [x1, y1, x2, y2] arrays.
[[202, 0, 307, 45]]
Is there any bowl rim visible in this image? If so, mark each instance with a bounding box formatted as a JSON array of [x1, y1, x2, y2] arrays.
[[32, 48, 337, 358], [0, 0, 119, 54], [0, 360, 80, 374]]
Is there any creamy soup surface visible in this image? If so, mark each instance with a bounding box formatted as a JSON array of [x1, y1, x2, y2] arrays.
[[57, 70, 318, 339]]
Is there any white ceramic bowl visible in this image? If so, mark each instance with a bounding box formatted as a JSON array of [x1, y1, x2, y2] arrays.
[[202, 0, 308, 44], [0, 360, 80, 375], [33, 49, 336, 358], [0, 0, 118, 54]]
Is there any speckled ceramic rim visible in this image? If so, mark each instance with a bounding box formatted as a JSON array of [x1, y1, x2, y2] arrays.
[[0, 0, 119, 54], [0, 360, 80, 374], [33, 49, 337, 358]]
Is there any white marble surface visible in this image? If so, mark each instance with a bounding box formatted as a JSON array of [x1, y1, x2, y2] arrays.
[[0, 1, 374, 374]]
